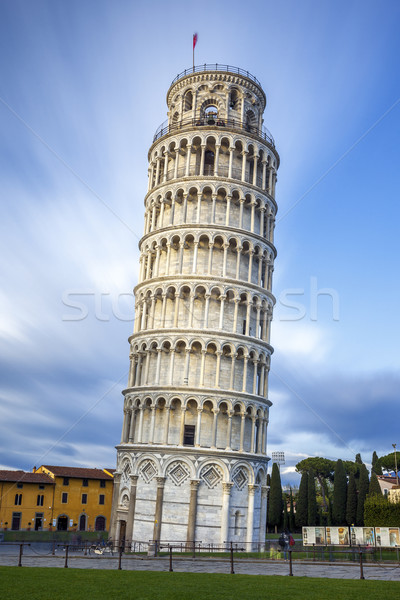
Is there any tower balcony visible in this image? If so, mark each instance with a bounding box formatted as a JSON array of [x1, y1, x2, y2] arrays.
[[153, 115, 275, 147]]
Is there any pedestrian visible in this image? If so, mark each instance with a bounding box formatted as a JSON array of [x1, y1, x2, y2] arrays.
[[279, 529, 291, 560]]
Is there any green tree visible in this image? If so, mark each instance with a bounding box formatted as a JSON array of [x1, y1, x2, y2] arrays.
[[356, 464, 369, 526], [296, 457, 335, 511], [289, 488, 296, 532], [346, 472, 357, 526], [295, 471, 308, 528], [332, 459, 347, 525], [377, 452, 398, 474], [368, 471, 382, 496], [307, 468, 317, 526], [267, 463, 283, 533], [283, 494, 288, 530], [355, 453, 363, 464], [372, 451, 382, 475], [364, 495, 400, 527]]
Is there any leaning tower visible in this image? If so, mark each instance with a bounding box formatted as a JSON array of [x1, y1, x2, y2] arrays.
[[110, 64, 279, 550]]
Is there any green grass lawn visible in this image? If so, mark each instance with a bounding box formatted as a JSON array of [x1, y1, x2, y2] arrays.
[[1, 567, 399, 600]]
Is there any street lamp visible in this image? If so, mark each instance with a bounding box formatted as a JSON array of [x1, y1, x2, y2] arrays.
[[393, 444, 399, 486]]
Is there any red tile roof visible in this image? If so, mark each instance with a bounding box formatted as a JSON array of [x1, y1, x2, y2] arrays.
[[40, 466, 113, 480], [0, 470, 54, 484]]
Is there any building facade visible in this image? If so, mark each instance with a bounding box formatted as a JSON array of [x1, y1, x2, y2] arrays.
[[111, 64, 279, 549], [0, 466, 114, 532], [36, 466, 114, 532]]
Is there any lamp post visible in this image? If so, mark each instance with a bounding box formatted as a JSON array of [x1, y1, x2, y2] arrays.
[[393, 444, 399, 486]]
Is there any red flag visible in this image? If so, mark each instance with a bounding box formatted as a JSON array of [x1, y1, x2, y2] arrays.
[[193, 33, 198, 49]]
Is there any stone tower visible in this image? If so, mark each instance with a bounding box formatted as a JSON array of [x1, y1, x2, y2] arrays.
[[110, 64, 279, 550]]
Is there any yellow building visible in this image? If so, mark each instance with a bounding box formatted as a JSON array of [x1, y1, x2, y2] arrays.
[[0, 466, 114, 532], [0, 470, 54, 531], [35, 466, 114, 532]]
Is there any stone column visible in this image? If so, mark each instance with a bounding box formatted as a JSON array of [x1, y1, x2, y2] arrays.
[[182, 193, 188, 223], [246, 484, 257, 549], [235, 246, 242, 280], [137, 406, 144, 443], [199, 144, 206, 176], [218, 295, 226, 329], [239, 198, 245, 228], [226, 410, 233, 450], [225, 195, 231, 226], [241, 151, 247, 182], [199, 350, 206, 386], [250, 416, 256, 452], [211, 408, 219, 448], [259, 486, 268, 550], [239, 412, 246, 452], [229, 352, 237, 389], [149, 405, 157, 443], [153, 477, 166, 543], [247, 250, 254, 283], [121, 409, 129, 443], [155, 348, 162, 384], [211, 194, 217, 223], [109, 472, 122, 543], [252, 155, 258, 186], [185, 144, 192, 176], [179, 407, 186, 445], [162, 152, 168, 183], [228, 146, 234, 178], [220, 482, 233, 546], [214, 144, 220, 176], [192, 241, 199, 273], [186, 479, 200, 545], [174, 148, 180, 178], [128, 408, 136, 442], [215, 352, 222, 388], [207, 242, 214, 274], [195, 408, 203, 445], [169, 349, 175, 385], [222, 244, 229, 277], [163, 406, 170, 444], [125, 475, 139, 549]]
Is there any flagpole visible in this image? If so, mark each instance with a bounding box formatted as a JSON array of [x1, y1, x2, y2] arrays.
[[193, 33, 198, 72]]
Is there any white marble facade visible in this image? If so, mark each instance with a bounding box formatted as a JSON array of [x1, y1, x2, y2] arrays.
[[110, 65, 279, 550]]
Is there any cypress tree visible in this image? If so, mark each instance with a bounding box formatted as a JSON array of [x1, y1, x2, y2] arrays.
[[283, 494, 288, 530], [368, 471, 382, 496], [372, 451, 382, 475], [356, 464, 369, 525], [332, 459, 347, 525], [307, 468, 317, 526], [289, 488, 296, 532], [268, 463, 283, 533], [346, 472, 357, 525], [295, 471, 308, 528]]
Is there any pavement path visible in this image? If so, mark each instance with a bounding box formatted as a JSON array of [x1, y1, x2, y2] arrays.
[[0, 546, 400, 581]]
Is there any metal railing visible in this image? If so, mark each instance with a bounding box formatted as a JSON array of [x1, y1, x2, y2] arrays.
[[170, 64, 263, 88], [153, 116, 275, 146]]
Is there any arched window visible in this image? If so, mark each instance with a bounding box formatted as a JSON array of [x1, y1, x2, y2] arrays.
[[79, 514, 86, 531], [204, 105, 218, 124], [184, 90, 193, 111], [95, 516, 106, 531]]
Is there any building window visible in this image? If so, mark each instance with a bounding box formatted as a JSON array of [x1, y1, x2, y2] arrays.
[[39, 484, 45, 490], [16, 482, 23, 489], [14, 494, 22, 505], [79, 514, 86, 531], [81, 494, 87, 504], [95, 516, 106, 531], [99, 494, 105, 505], [82, 478, 89, 487], [183, 425, 195, 446], [100, 480, 106, 488], [62, 492, 68, 504], [63, 477, 69, 486], [37, 495, 44, 506], [12, 512, 21, 530]]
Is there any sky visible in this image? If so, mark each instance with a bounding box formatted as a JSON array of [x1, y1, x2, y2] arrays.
[[1, 0, 400, 485]]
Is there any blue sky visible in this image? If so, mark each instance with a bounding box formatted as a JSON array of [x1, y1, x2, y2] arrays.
[[1, 0, 399, 484]]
